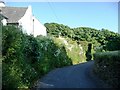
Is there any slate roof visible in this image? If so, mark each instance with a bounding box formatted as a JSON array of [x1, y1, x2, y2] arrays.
[[0, 1, 5, 3], [1, 6, 28, 23], [0, 13, 7, 19]]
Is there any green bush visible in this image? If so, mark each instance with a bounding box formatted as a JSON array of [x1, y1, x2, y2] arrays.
[[2, 25, 72, 89], [106, 34, 120, 51], [86, 43, 92, 61], [35, 36, 72, 73], [2, 26, 38, 89], [52, 37, 87, 64], [93, 51, 120, 88]]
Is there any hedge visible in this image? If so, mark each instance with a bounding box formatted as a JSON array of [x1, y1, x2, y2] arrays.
[[93, 51, 120, 88], [2, 25, 72, 89]]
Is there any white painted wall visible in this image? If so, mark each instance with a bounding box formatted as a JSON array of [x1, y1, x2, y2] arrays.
[[33, 16, 47, 37], [18, 5, 33, 35], [18, 5, 47, 37], [1, 18, 7, 25], [0, 2, 5, 7]]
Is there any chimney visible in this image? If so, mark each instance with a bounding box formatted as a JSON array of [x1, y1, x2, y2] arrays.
[[0, 1, 5, 7]]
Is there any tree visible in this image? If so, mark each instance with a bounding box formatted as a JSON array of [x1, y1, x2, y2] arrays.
[[86, 43, 92, 61]]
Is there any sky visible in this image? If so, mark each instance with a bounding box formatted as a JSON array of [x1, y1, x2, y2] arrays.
[[6, 2, 118, 33]]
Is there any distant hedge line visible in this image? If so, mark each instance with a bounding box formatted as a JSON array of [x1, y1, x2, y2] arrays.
[[2, 25, 72, 89], [93, 51, 120, 88]]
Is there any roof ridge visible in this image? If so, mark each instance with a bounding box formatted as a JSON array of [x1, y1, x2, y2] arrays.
[[3, 6, 28, 8], [0, 1, 5, 3], [1, 6, 28, 23]]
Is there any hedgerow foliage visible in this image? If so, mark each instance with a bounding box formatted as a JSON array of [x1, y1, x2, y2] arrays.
[[53, 37, 87, 64], [2, 25, 72, 89], [93, 51, 120, 88]]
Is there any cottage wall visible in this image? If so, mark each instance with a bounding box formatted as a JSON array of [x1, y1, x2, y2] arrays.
[[18, 5, 33, 35], [32, 16, 47, 37], [0, 1, 5, 7], [1, 18, 7, 25]]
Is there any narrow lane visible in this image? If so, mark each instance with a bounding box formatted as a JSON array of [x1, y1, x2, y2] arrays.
[[34, 61, 109, 88]]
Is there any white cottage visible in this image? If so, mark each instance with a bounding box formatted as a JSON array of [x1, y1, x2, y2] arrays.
[[0, 1, 47, 37]]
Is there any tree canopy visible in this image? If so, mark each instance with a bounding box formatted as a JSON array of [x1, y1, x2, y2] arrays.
[[44, 23, 120, 51]]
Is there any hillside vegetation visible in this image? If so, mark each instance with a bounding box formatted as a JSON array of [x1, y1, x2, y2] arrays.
[[45, 23, 120, 88], [53, 37, 88, 64], [45, 23, 120, 52]]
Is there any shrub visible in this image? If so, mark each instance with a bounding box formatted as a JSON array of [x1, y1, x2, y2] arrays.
[[106, 34, 120, 51], [52, 37, 87, 64], [93, 51, 120, 88], [35, 36, 72, 74], [86, 43, 92, 61], [2, 25, 72, 89], [2, 26, 38, 89]]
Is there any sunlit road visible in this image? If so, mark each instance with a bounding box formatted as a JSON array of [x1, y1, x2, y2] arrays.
[[34, 61, 109, 88]]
